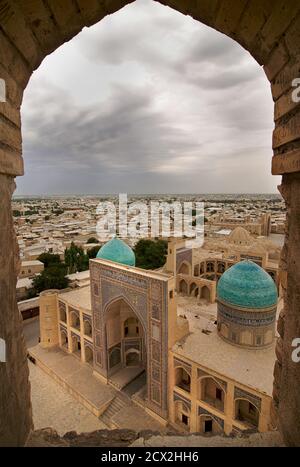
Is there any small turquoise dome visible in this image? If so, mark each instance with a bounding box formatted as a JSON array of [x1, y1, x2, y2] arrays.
[[96, 237, 135, 266], [217, 260, 277, 309]]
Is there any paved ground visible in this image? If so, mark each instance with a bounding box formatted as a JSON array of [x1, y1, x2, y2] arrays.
[[24, 317, 107, 435], [29, 345, 116, 413], [29, 361, 107, 435], [23, 317, 40, 349]]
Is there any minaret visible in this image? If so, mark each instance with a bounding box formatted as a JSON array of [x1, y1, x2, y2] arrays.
[[39, 290, 59, 348], [165, 237, 177, 274]]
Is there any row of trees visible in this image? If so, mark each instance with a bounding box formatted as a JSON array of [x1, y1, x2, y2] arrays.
[[28, 238, 168, 297], [28, 241, 99, 297]]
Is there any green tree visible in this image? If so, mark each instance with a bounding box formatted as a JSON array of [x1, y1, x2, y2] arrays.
[[134, 239, 167, 270], [37, 252, 61, 269], [30, 263, 69, 295], [13, 210, 21, 217], [86, 237, 99, 244], [87, 246, 99, 259], [64, 242, 89, 273]]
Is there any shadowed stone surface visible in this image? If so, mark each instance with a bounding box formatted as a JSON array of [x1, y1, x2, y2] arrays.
[[26, 428, 285, 447], [0, 175, 32, 446]]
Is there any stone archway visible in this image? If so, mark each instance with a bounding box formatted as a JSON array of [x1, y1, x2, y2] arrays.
[[200, 285, 210, 302], [235, 398, 260, 429], [179, 279, 188, 295], [178, 261, 191, 275], [104, 297, 146, 376], [0, 0, 300, 446]]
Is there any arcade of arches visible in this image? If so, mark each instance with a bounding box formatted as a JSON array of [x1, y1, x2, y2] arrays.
[[0, 0, 300, 447]]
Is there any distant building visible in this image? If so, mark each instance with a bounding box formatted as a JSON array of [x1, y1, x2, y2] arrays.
[[209, 213, 272, 236], [19, 260, 44, 278]]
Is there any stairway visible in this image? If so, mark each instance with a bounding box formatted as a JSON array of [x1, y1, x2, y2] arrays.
[[100, 394, 131, 428]]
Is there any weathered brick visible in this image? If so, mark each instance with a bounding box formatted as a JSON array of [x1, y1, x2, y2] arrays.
[[0, 146, 23, 176], [264, 41, 290, 81], [186, 0, 219, 27], [76, 0, 106, 26], [0, 117, 22, 152], [0, 31, 31, 89], [46, 0, 82, 35], [0, 0, 42, 68], [0, 64, 23, 105], [271, 58, 300, 101], [273, 112, 300, 149], [261, 0, 300, 51], [285, 14, 300, 56], [0, 101, 21, 127], [214, 0, 248, 37], [16, 0, 63, 56], [274, 88, 300, 121], [235, 0, 273, 47], [273, 360, 282, 386], [272, 148, 300, 175]]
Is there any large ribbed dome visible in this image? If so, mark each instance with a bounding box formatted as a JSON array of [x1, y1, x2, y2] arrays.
[[227, 226, 252, 246], [96, 237, 135, 266], [217, 260, 277, 309]]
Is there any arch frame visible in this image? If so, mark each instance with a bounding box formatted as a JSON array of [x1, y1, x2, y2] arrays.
[[0, 0, 300, 446]]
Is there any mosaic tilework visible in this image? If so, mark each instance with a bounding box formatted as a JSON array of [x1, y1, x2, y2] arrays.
[[90, 261, 169, 420]]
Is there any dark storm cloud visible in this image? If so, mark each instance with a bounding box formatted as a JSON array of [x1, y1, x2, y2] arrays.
[[22, 82, 201, 175], [17, 0, 280, 194]]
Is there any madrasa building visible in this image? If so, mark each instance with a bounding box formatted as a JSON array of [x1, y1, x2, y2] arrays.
[[36, 231, 280, 435]]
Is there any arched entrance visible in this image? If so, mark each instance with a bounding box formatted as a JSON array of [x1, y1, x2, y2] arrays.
[[201, 285, 210, 302], [198, 415, 223, 436], [175, 367, 191, 393], [1, 0, 299, 447], [71, 334, 81, 358], [70, 310, 80, 330], [235, 399, 260, 429], [178, 261, 190, 275], [189, 282, 198, 297], [60, 329, 68, 349], [179, 279, 188, 295], [199, 376, 225, 412], [83, 319, 92, 337], [105, 298, 146, 390], [84, 344, 93, 364], [174, 400, 190, 430]]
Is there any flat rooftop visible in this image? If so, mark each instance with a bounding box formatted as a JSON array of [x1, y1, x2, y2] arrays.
[[59, 285, 91, 312], [17, 277, 33, 288], [67, 270, 90, 281], [174, 297, 277, 396], [21, 260, 44, 266]]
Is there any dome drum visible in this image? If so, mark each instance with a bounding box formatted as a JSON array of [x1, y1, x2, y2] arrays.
[[216, 260, 278, 349], [217, 300, 276, 349]]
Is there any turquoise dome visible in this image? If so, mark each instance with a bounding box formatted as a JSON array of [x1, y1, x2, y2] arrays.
[[96, 237, 135, 266], [217, 260, 277, 309]]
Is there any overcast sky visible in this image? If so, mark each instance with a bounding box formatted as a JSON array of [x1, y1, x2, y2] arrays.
[[16, 0, 281, 195]]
